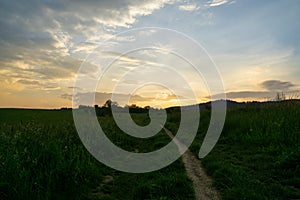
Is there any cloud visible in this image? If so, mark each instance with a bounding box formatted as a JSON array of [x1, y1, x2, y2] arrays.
[[121, 80, 140, 85], [178, 0, 235, 11], [98, 50, 167, 68], [209, 80, 297, 101], [41, 85, 61, 91], [138, 49, 157, 58], [210, 88, 300, 101], [0, 0, 178, 95], [0, 0, 177, 34], [212, 91, 274, 100], [260, 80, 295, 91], [207, 0, 235, 7], [17, 79, 41, 86], [70, 42, 98, 54], [16, 78, 61, 91], [178, 4, 199, 11], [60, 93, 73, 101]]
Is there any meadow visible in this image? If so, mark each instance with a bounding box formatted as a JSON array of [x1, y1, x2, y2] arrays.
[[0, 100, 299, 199], [0, 109, 194, 200], [166, 100, 300, 199]]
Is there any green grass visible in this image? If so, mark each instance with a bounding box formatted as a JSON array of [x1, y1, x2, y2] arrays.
[[166, 101, 300, 199], [2, 101, 299, 199], [0, 108, 73, 124], [0, 109, 195, 200]]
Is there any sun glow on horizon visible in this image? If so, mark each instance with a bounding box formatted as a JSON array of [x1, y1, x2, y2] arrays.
[[0, 0, 299, 108]]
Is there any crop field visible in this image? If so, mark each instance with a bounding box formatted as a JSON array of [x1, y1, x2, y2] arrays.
[[0, 100, 300, 200]]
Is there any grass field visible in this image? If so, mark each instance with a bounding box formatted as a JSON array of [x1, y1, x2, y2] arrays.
[[0, 109, 194, 200], [166, 101, 300, 199], [1, 100, 300, 199]]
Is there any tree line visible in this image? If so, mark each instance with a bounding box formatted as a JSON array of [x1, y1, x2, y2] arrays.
[[78, 99, 152, 116]]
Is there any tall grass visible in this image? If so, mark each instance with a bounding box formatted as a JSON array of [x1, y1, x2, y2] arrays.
[[0, 121, 107, 199], [0, 109, 195, 200], [166, 101, 300, 199]]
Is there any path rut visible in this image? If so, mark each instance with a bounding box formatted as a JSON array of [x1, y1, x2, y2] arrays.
[[163, 127, 221, 200]]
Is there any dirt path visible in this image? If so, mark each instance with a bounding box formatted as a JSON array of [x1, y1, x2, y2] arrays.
[[163, 127, 221, 200]]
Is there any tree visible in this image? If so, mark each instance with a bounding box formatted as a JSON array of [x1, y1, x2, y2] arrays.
[[103, 99, 118, 108], [103, 99, 112, 108], [276, 92, 286, 101]]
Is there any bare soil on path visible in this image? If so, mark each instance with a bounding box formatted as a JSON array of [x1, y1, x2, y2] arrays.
[[163, 127, 221, 200]]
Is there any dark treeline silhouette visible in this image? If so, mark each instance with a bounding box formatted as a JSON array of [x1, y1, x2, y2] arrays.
[[165, 98, 300, 114], [74, 95, 300, 115], [78, 99, 153, 116]]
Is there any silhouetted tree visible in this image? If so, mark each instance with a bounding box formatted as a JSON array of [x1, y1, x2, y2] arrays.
[[276, 92, 286, 101], [103, 99, 112, 108]]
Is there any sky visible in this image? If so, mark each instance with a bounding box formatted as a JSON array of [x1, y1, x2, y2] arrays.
[[0, 0, 299, 108]]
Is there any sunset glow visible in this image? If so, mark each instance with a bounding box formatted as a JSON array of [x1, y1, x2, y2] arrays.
[[1, 0, 299, 108]]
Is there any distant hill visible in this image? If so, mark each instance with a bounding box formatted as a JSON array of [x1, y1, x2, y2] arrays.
[[166, 99, 300, 113]]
